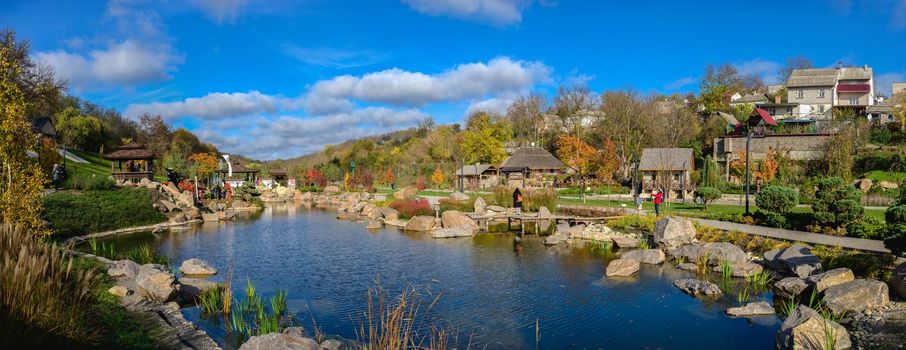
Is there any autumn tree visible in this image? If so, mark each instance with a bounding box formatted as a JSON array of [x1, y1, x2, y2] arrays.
[[461, 112, 510, 164], [756, 148, 780, 184], [189, 152, 219, 179], [383, 168, 395, 185], [0, 31, 52, 237], [430, 167, 446, 189], [595, 138, 621, 183], [56, 106, 104, 152], [729, 149, 748, 181], [556, 135, 598, 199]]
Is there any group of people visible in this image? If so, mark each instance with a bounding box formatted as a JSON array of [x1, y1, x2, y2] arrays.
[[51, 163, 67, 190]]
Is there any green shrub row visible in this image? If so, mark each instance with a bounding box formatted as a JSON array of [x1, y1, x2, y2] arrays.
[[43, 188, 167, 238]]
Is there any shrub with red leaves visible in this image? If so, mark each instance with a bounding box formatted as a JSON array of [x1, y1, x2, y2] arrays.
[[305, 169, 326, 187], [178, 180, 194, 192], [389, 198, 433, 219]]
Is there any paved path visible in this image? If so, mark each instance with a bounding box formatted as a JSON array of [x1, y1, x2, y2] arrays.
[[58, 148, 89, 163], [692, 218, 891, 253]]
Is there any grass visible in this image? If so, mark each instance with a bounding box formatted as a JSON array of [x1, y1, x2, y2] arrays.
[[860, 170, 906, 183], [195, 276, 292, 345], [356, 281, 461, 350], [43, 187, 167, 238], [0, 225, 156, 349], [637, 236, 650, 250], [126, 244, 169, 265], [65, 149, 113, 177]]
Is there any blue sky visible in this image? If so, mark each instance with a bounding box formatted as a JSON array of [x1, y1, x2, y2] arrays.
[[3, 0, 906, 159]]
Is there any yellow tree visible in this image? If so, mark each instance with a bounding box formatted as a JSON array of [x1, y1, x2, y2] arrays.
[[0, 32, 50, 237], [556, 135, 597, 199], [189, 152, 219, 186], [430, 167, 445, 189]]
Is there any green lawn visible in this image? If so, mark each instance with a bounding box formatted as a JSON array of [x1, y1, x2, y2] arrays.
[[43, 188, 167, 239], [860, 170, 906, 183], [65, 149, 112, 177]]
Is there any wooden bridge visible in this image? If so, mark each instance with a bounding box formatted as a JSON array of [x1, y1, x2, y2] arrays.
[[465, 212, 623, 235]]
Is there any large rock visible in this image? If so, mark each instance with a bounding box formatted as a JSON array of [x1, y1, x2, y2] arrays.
[[822, 279, 890, 315], [393, 186, 418, 200], [441, 210, 478, 230], [889, 262, 906, 299], [178, 277, 220, 301], [879, 181, 899, 190], [238, 333, 320, 350], [722, 261, 764, 278], [673, 278, 722, 297], [366, 220, 382, 229], [611, 235, 639, 249], [606, 259, 640, 277], [621, 249, 665, 265], [405, 216, 436, 231], [430, 227, 474, 238], [774, 277, 810, 299], [775, 306, 851, 350], [856, 178, 873, 192], [726, 301, 775, 317], [473, 196, 486, 214], [378, 207, 399, 221], [537, 206, 553, 232], [543, 233, 568, 245], [764, 245, 823, 278], [653, 217, 696, 249], [179, 258, 218, 276], [201, 213, 219, 222], [449, 192, 469, 201], [323, 185, 340, 193], [670, 242, 747, 265], [136, 264, 176, 302], [299, 191, 314, 201], [108, 285, 130, 297], [806, 268, 854, 293], [108, 259, 141, 279]]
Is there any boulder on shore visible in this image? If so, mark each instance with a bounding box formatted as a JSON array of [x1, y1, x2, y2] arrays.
[[773, 277, 810, 299], [673, 278, 722, 297], [888, 262, 906, 299], [806, 268, 854, 293], [611, 235, 639, 249], [366, 220, 382, 229], [653, 217, 696, 249], [726, 301, 775, 317], [378, 207, 399, 221], [177, 277, 220, 301], [775, 306, 851, 350], [108, 260, 141, 279], [430, 227, 474, 238], [764, 245, 823, 278], [441, 210, 478, 230], [606, 259, 640, 277], [393, 186, 418, 200], [136, 264, 176, 302], [323, 185, 340, 193], [669, 242, 747, 265], [822, 279, 889, 315], [473, 196, 486, 214], [405, 216, 436, 231], [238, 333, 320, 350], [179, 258, 218, 276], [108, 285, 130, 297], [621, 249, 665, 265]]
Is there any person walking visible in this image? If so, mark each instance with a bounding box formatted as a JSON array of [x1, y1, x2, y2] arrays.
[[652, 188, 663, 216], [513, 188, 524, 214]]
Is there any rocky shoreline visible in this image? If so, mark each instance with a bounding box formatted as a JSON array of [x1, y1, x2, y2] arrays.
[[73, 187, 906, 349]]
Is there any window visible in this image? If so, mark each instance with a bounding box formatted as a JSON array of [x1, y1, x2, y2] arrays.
[[818, 89, 825, 98], [786, 107, 792, 115], [850, 97, 859, 105], [796, 90, 803, 99], [818, 105, 825, 113]]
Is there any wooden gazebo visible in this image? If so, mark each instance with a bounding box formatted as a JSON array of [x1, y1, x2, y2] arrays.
[[104, 143, 156, 181], [217, 161, 260, 188]]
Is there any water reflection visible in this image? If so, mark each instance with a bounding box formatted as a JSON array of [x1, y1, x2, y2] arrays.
[[100, 202, 780, 349]]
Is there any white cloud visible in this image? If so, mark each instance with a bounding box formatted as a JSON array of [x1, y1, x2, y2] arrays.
[[464, 95, 516, 116], [281, 44, 389, 69], [125, 91, 281, 119], [734, 58, 782, 85], [402, 0, 533, 25], [34, 0, 181, 91], [664, 76, 696, 91], [200, 107, 429, 159], [309, 57, 551, 106], [189, 0, 253, 24]]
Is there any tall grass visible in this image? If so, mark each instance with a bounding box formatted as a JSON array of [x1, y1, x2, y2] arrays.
[[356, 282, 460, 350], [64, 172, 117, 190], [125, 244, 169, 265], [195, 275, 292, 345], [89, 238, 117, 260], [523, 188, 558, 212], [0, 224, 100, 345]]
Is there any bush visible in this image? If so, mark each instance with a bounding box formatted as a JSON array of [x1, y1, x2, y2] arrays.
[[523, 188, 558, 212], [846, 216, 888, 239], [438, 198, 473, 213], [296, 186, 322, 193], [694, 187, 721, 208], [492, 186, 511, 206], [43, 188, 168, 238], [64, 172, 116, 190], [885, 205, 906, 238], [812, 177, 863, 227], [755, 186, 798, 213], [752, 210, 788, 228], [389, 198, 433, 219], [870, 127, 892, 145]]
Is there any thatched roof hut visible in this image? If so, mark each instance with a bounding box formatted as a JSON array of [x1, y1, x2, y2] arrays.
[[499, 147, 565, 173]]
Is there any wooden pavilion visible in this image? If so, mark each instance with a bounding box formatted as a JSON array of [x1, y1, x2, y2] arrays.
[[104, 143, 156, 181], [217, 161, 260, 188]]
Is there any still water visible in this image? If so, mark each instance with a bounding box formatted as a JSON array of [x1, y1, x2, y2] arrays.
[[103, 203, 780, 349]]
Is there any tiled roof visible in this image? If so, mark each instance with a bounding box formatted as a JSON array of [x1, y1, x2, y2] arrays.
[[104, 143, 155, 160], [786, 68, 839, 87], [638, 148, 693, 171]]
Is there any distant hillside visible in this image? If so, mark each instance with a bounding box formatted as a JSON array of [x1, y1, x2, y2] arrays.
[[270, 126, 425, 170]]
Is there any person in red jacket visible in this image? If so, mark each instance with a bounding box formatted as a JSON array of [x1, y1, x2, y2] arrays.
[[652, 189, 663, 216]]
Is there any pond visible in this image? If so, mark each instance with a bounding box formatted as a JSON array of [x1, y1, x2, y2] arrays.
[[102, 203, 781, 349]]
